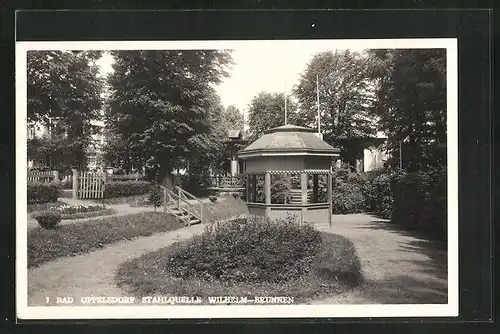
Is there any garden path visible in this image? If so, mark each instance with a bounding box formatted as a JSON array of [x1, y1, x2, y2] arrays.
[[310, 213, 448, 304], [26, 213, 447, 306], [27, 222, 208, 306]]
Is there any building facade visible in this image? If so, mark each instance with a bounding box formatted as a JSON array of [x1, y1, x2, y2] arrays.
[[27, 117, 106, 170]]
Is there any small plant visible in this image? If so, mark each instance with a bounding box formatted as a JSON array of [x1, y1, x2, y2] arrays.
[[231, 192, 240, 199], [33, 210, 61, 229], [209, 195, 217, 202], [148, 183, 164, 212]]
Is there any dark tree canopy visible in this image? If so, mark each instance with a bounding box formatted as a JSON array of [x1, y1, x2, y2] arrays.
[[104, 50, 233, 183], [247, 92, 298, 142], [27, 50, 104, 169], [294, 50, 377, 145], [368, 49, 446, 170]]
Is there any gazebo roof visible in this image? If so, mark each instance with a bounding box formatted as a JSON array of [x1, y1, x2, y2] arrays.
[[238, 124, 340, 159]]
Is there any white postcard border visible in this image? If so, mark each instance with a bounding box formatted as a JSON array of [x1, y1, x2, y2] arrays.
[[16, 38, 458, 319]]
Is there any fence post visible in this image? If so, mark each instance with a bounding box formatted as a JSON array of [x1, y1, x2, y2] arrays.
[[72, 169, 78, 199]]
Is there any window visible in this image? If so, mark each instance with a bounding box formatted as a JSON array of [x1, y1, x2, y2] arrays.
[[87, 153, 97, 167]]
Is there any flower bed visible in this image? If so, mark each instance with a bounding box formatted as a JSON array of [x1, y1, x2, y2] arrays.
[[31, 204, 116, 220], [116, 217, 362, 303]]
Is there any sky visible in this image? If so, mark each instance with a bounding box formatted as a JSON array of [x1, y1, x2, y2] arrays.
[[95, 41, 368, 122]]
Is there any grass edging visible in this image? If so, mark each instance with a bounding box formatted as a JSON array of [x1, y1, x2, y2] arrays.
[[58, 208, 117, 220], [115, 231, 363, 303], [27, 212, 183, 269]]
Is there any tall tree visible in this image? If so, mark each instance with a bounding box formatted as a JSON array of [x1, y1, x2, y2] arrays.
[[247, 92, 298, 141], [105, 50, 233, 185], [294, 50, 377, 145], [368, 49, 446, 170], [27, 50, 104, 169]]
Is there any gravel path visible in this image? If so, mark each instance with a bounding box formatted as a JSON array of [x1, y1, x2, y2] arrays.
[[310, 214, 448, 304], [27, 213, 447, 306], [28, 223, 207, 306]]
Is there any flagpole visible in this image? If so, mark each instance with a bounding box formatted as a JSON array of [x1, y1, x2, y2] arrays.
[[316, 75, 320, 133], [284, 80, 287, 125]]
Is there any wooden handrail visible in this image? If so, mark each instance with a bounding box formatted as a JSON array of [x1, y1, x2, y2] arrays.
[[159, 184, 203, 223], [175, 186, 203, 204]]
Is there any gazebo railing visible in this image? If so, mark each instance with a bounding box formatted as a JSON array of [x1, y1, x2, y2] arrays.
[[209, 175, 245, 189]]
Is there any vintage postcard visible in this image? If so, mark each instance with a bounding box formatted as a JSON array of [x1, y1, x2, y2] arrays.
[[16, 39, 458, 319]]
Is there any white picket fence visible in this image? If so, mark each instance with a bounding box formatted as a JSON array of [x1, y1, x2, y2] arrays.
[[78, 171, 106, 199], [27, 170, 55, 183]]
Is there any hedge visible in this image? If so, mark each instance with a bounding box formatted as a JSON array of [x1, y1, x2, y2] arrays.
[[27, 182, 62, 204], [104, 181, 152, 198], [369, 166, 447, 241]]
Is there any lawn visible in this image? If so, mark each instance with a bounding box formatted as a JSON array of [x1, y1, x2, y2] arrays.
[[204, 195, 249, 222], [115, 217, 363, 304], [92, 194, 150, 206], [28, 212, 183, 268]]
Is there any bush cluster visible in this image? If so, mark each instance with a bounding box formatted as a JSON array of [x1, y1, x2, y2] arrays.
[[104, 181, 152, 198], [27, 182, 62, 204], [368, 166, 447, 240], [330, 163, 370, 214], [33, 210, 61, 229], [392, 167, 447, 240], [165, 216, 323, 283]]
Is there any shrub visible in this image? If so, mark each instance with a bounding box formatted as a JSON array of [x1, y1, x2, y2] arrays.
[[148, 183, 164, 211], [165, 216, 322, 283], [104, 181, 151, 198], [27, 182, 61, 204], [370, 168, 406, 219], [232, 192, 240, 199], [209, 195, 217, 202], [392, 167, 447, 240], [33, 210, 61, 229], [331, 163, 370, 214]]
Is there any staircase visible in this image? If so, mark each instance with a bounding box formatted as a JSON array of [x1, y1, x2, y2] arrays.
[[289, 189, 313, 204], [160, 185, 207, 226]]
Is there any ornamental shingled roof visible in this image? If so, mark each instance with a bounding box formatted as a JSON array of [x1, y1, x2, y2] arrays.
[[240, 124, 339, 156]]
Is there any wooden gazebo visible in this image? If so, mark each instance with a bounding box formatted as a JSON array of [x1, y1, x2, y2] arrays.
[[238, 124, 340, 225]]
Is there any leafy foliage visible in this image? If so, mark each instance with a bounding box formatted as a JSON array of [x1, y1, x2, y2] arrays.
[[148, 183, 164, 211], [331, 163, 370, 214], [33, 210, 62, 229], [368, 49, 446, 170], [165, 216, 322, 283], [104, 181, 151, 198], [27, 182, 62, 204], [104, 50, 233, 183], [27, 51, 104, 169], [247, 92, 299, 141], [294, 50, 377, 144]]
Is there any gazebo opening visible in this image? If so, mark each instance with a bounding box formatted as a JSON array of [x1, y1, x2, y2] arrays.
[[238, 124, 340, 225]]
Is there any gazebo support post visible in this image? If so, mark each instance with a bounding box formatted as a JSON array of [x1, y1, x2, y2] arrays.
[[264, 172, 271, 216], [301, 172, 308, 222], [328, 169, 333, 227]]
